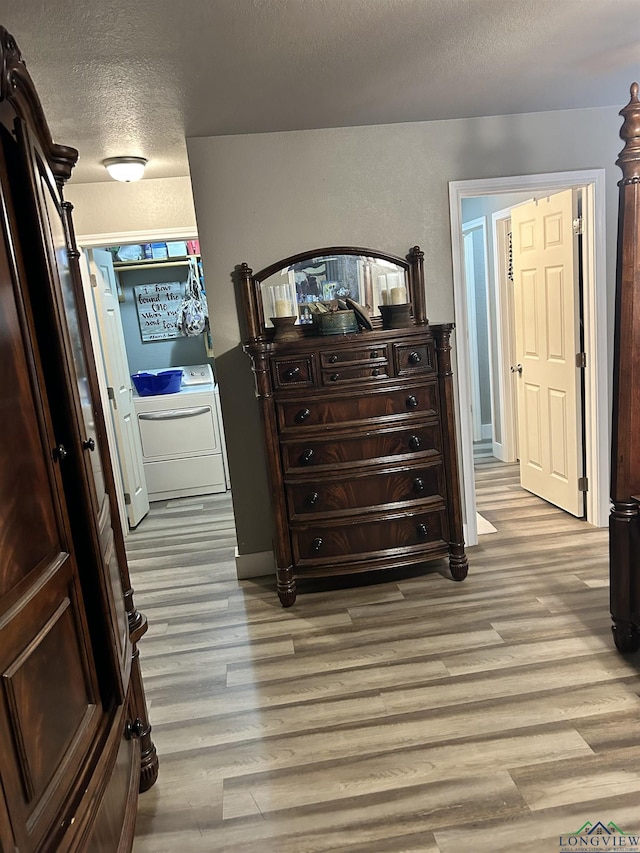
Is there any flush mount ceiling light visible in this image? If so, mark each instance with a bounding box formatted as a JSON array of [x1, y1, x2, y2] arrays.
[[102, 156, 148, 182]]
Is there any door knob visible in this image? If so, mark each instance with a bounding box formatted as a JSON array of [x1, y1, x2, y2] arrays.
[[510, 363, 523, 374]]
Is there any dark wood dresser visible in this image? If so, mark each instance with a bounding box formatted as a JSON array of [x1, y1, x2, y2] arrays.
[[240, 246, 468, 606], [0, 27, 157, 851]]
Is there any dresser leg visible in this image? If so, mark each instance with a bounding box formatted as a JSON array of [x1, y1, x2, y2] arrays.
[[612, 619, 640, 653], [277, 568, 297, 607], [448, 544, 468, 581]]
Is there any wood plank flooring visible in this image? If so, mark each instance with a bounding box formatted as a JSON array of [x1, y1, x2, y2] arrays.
[[129, 460, 640, 852]]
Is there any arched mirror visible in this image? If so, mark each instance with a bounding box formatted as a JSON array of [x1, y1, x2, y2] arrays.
[[238, 245, 426, 341]]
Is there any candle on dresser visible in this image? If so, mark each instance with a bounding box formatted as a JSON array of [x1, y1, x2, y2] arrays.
[[380, 289, 389, 305], [390, 285, 407, 304], [275, 299, 293, 317]]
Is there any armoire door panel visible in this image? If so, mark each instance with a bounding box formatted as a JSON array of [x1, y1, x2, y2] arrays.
[[0, 185, 60, 599], [0, 556, 102, 851]]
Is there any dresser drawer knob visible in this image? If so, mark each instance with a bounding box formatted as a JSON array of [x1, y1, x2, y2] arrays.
[[295, 408, 311, 423], [417, 523, 429, 538], [413, 477, 425, 493], [372, 368, 380, 377], [307, 491, 320, 506], [328, 354, 339, 363], [300, 448, 314, 464], [406, 395, 418, 408], [370, 349, 379, 358], [284, 366, 301, 380], [409, 351, 422, 365], [409, 435, 422, 451], [312, 537, 324, 551], [330, 373, 340, 381]]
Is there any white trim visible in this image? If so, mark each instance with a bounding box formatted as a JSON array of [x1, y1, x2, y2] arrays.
[[491, 208, 519, 463], [463, 227, 482, 441], [450, 169, 608, 547], [235, 547, 275, 579], [77, 249, 130, 536], [76, 226, 197, 248], [580, 181, 609, 530]]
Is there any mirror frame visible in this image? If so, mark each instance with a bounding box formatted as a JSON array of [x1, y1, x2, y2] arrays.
[[238, 245, 426, 341]]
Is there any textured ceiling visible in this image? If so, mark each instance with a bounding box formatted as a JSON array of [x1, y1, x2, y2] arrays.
[[1, 0, 638, 183]]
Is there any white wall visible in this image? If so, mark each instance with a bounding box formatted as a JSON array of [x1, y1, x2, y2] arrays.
[[187, 104, 622, 562]]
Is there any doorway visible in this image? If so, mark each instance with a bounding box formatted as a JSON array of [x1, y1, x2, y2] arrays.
[[449, 170, 609, 546], [76, 227, 232, 537]]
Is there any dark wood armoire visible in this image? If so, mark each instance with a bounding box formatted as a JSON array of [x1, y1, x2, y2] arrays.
[[610, 82, 640, 653], [0, 26, 157, 852]]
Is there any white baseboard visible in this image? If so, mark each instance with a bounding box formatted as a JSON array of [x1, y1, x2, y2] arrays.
[[235, 547, 275, 579]]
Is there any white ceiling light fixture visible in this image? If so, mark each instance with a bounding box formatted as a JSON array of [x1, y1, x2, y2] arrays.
[[103, 156, 148, 182]]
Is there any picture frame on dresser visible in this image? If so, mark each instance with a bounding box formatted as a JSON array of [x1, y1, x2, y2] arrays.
[[238, 245, 468, 606]]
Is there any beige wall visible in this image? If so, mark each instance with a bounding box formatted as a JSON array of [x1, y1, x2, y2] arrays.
[[187, 104, 622, 560], [65, 175, 197, 239]]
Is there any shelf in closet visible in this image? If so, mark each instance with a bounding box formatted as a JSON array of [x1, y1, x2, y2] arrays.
[[114, 254, 200, 273]]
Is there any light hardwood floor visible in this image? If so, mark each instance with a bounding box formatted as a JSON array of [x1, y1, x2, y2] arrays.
[[129, 460, 640, 852]]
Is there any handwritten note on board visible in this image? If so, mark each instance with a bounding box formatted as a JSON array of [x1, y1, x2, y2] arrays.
[[134, 282, 184, 341]]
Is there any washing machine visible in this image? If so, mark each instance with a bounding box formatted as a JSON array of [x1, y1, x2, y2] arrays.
[[133, 363, 230, 501]]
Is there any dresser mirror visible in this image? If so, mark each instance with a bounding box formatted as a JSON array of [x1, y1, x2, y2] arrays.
[[239, 246, 427, 339]]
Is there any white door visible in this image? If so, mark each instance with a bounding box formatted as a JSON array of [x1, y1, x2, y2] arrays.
[[511, 189, 584, 517], [90, 248, 149, 527]]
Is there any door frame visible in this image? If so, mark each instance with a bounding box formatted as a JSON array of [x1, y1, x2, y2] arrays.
[[449, 169, 608, 546], [462, 217, 493, 444], [491, 202, 533, 463], [77, 226, 197, 532]]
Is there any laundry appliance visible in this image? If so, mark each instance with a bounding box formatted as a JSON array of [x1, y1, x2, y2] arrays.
[[133, 363, 229, 501]]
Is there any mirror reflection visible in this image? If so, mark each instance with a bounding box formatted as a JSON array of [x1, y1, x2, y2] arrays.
[[260, 253, 407, 327]]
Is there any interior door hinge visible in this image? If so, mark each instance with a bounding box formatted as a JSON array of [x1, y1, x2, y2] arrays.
[[90, 272, 98, 288], [107, 386, 117, 409], [573, 216, 584, 235], [576, 352, 586, 368], [124, 492, 131, 505], [578, 477, 589, 492]]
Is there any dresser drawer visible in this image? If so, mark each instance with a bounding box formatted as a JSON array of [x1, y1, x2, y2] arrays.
[[292, 508, 449, 568], [286, 462, 445, 519], [320, 343, 388, 366], [394, 341, 435, 375], [321, 364, 389, 384], [281, 422, 442, 473], [277, 382, 439, 430], [272, 355, 315, 389]]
